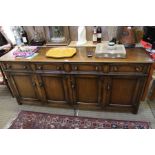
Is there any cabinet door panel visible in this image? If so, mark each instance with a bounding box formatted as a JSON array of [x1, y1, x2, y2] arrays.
[[76, 77, 98, 103], [39, 74, 70, 107], [9, 73, 39, 101], [42, 76, 65, 101], [110, 78, 136, 105], [107, 76, 144, 107], [72, 75, 104, 109]]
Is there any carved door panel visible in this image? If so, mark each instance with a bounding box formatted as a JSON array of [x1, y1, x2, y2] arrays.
[[105, 76, 145, 113], [71, 75, 105, 110], [38, 74, 71, 108], [9, 73, 39, 102]]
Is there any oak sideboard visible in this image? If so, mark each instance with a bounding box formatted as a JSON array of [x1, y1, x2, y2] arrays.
[[0, 47, 153, 114]]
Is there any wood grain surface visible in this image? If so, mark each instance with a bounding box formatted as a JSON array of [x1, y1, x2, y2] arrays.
[[0, 47, 153, 64]]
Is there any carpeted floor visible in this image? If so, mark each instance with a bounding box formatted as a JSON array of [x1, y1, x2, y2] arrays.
[[0, 85, 155, 129], [8, 110, 150, 129]]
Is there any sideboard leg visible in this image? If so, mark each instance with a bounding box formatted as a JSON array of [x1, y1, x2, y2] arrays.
[[132, 108, 138, 114], [16, 98, 22, 105], [74, 108, 79, 116]]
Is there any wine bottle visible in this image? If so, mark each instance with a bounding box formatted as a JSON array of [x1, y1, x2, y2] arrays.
[[20, 27, 28, 45], [97, 26, 102, 43], [92, 26, 97, 43]]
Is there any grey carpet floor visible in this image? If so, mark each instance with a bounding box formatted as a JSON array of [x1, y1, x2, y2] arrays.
[[1, 85, 155, 128]]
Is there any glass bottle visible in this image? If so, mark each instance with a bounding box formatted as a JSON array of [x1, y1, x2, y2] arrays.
[[97, 26, 102, 43], [93, 26, 97, 43], [20, 26, 28, 45]]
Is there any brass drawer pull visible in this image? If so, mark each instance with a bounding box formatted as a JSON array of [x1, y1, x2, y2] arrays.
[[113, 66, 118, 71], [56, 66, 61, 70], [135, 67, 141, 72], [38, 66, 42, 70], [95, 66, 99, 71], [23, 66, 27, 69], [74, 66, 78, 70]]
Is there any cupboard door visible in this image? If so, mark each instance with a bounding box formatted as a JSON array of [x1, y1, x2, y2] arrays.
[[71, 75, 104, 110], [38, 74, 71, 107], [105, 76, 145, 113], [9, 73, 39, 102]]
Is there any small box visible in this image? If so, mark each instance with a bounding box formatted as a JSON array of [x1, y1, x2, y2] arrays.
[[95, 42, 126, 58]]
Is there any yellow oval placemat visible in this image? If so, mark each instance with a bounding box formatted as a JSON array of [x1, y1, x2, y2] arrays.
[[46, 47, 76, 58]]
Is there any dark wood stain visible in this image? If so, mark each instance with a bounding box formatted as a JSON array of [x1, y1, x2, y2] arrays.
[[0, 47, 153, 114]]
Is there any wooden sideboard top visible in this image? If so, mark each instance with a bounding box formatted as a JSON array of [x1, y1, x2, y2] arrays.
[[0, 47, 153, 63]]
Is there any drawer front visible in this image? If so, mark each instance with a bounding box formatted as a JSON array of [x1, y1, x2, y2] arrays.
[[3, 62, 31, 71], [109, 64, 149, 74], [35, 63, 64, 71], [71, 64, 101, 72]]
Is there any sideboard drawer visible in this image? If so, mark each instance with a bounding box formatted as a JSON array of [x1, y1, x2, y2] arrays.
[[3, 63, 31, 71], [35, 63, 64, 71], [71, 64, 101, 72], [109, 64, 149, 74]]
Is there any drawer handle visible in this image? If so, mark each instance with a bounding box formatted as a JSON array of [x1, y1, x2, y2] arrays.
[[74, 66, 78, 70], [113, 66, 118, 71], [95, 66, 99, 71], [23, 66, 27, 69], [135, 67, 141, 72], [56, 66, 61, 70], [38, 66, 42, 70]]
